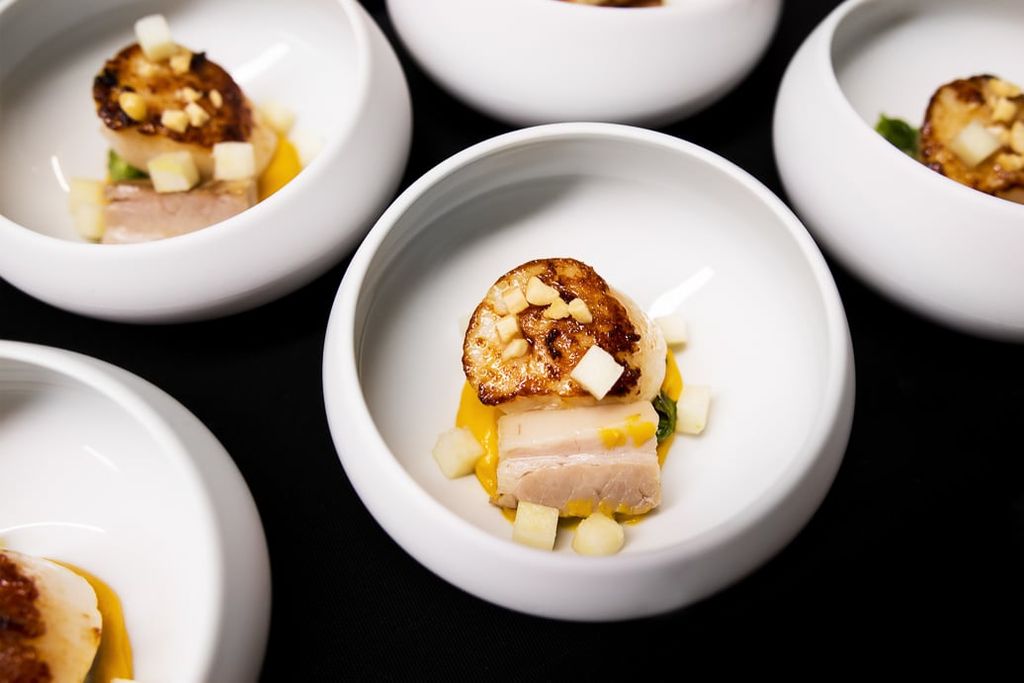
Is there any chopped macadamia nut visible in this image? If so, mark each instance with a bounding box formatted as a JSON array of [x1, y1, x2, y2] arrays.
[[567, 297, 592, 323], [570, 345, 624, 400], [1011, 122, 1024, 155], [992, 97, 1018, 123], [209, 89, 223, 109], [184, 101, 209, 127], [169, 51, 192, 75], [989, 78, 1022, 98], [118, 92, 147, 121], [501, 287, 529, 315], [134, 60, 158, 78], [134, 14, 176, 61], [161, 109, 189, 133], [177, 86, 201, 103], [502, 338, 529, 360], [997, 153, 1024, 172], [495, 315, 520, 343], [525, 276, 559, 305], [543, 297, 570, 320]]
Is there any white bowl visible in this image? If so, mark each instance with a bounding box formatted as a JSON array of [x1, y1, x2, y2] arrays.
[[323, 123, 854, 620], [386, 0, 782, 127], [774, 0, 1024, 341], [0, 0, 410, 323], [0, 341, 270, 682]]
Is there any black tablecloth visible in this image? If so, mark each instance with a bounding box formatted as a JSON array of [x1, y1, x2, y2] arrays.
[[2, 0, 1021, 675]]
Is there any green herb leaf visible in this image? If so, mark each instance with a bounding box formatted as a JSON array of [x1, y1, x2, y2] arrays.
[[108, 149, 149, 181], [652, 391, 677, 444], [875, 114, 920, 158]]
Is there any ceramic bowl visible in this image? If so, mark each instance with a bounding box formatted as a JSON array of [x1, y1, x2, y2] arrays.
[[0, 341, 270, 681], [0, 0, 410, 323], [323, 123, 854, 620], [774, 0, 1024, 340], [386, 0, 782, 127]]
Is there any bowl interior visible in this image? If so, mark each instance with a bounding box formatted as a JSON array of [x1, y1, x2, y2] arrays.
[[354, 132, 838, 554], [0, 355, 218, 680], [832, 0, 1024, 126], [0, 0, 360, 240]]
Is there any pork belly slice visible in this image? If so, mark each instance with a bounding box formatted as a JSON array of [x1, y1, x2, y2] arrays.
[[102, 178, 256, 244], [495, 401, 661, 516]]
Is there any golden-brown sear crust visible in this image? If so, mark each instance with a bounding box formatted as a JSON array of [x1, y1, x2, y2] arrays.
[[919, 75, 1024, 198], [464, 258, 644, 407], [93, 43, 250, 148]]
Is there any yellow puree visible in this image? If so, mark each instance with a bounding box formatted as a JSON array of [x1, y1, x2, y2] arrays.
[[258, 137, 303, 201], [455, 351, 683, 524], [53, 561, 133, 682]]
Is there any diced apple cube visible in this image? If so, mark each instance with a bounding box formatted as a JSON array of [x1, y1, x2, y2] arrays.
[[567, 297, 592, 323], [259, 101, 296, 136], [654, 313, 688, 346], [949, 120, 1002, 167], [147, 151, 199, 193], [71, 203, 105, 241], [502, 338, 529, 360], [213, 142, 256, 181], [161, 109, 189, 133], [134, 14, 176, 61], [677, 384, 711, 435], [184, 101, 209, 127], [68, 179, 106, 208], [495, 315, 520, 343], [572, 512, 624, 556], [570, 345, 624, 400], [431, 427, 483, 479], [525, 276, 559, 305], [512, 501, 559, 550], [543, 296, 569, 319], [501, 287, 529, 315]]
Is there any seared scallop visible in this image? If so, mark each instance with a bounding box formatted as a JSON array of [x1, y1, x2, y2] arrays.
[[93, 43, 276, 178], [920, 75, 1024, 202], [463, 258, 666, 412]]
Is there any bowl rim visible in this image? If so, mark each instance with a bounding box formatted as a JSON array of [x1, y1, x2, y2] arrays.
[[0, 339, 225, 679], [324, 122, 853, 574], [502, 0, 762, 17], [0, 0, 377, 250], [814, 0, 1024, 213]]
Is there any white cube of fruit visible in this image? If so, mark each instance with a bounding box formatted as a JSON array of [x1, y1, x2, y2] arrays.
[[512, 502, 559, 551], [68, 179, 106, 209], [71, 203, 105, 241], [949, 120, 1002, 168], [213, 142, 256, 181], [501, 287, 529, 315], [677, 384, 711, 435], [259, 101, 296, 136], [654, 313, 688, 346], [184, 101, 209, 127], [570, 345, 624, 400], [495, 315, 520, 343], [147, 151, 199, 193], [572, 513, 624, 556], [290, 128, 324, 166], [525, 276, 559, 305], [161, 109, 189, 133], [431, 427, 483, 479], [134, 14, 176, 61]]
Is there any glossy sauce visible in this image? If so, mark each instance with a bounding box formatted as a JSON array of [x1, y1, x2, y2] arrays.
[[257, 137, 302, 201], [456, 350, 683, 524]]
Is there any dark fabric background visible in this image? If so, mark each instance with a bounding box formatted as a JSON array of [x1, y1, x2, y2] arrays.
[[2, 0, 1021, 675]]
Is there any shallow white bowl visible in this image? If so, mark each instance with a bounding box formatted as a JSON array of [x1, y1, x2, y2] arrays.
[[323, 123, 854, 620], [0, 341, 270, 681], [0, 0, 410, 323], [386, 0, 782, 127], [774, 0, 1024, 340]]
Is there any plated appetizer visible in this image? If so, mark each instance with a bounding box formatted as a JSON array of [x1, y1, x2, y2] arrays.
[[0, 548, 134, 683], [876, 75, 1024, 204], [433, 258, 710, 555], [69, 14, 312, 243]]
